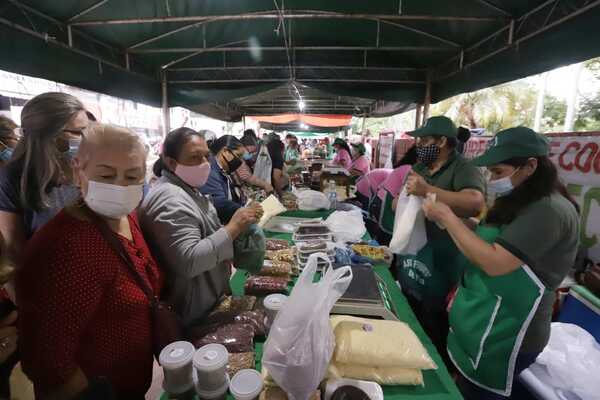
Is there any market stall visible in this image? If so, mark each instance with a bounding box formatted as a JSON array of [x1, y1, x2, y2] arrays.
[[232, 210, 462, 399], [159, 207, 462, 399]]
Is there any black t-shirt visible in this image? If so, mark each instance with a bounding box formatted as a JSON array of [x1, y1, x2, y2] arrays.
[[267, 140, 285, 171]]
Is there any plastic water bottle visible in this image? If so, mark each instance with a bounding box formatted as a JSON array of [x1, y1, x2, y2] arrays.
[[327, 180, 337, 210]]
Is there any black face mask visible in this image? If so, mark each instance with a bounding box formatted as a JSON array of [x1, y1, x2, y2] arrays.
[[416, 143, 441, 165], [225, 150, 243, 173]]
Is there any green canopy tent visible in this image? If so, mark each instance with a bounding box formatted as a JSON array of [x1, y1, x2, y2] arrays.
[[1, 0, 600, 125]]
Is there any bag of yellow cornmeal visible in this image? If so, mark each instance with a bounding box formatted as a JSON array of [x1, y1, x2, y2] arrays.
[[331, 315, 436, 370], [327, 363, 424, 386]]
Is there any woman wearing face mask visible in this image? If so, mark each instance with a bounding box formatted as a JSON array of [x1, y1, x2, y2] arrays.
[[236, 132, 274, 195], [422, 127, 579, 399], [0, 117, 19, 168], [396, 116, 486, 365], [284, 138, 303, 175], [17, 124, 160, 399], [199, 135, 258, 224], [0, 92, 89, 266], [331, 138, 352, 169], [139, 128, 259, 326]]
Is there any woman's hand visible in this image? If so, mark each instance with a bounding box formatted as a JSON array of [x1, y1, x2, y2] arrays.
[[405, 171, 431, 197], [422, 194, 454, 228], [248, 202, 264, 221], [0, 311, 18, 364], [263, 182, 274, 194], [226, 206, 260, 239]]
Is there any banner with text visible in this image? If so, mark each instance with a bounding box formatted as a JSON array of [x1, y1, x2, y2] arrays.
[[549, 133, 600, 262]]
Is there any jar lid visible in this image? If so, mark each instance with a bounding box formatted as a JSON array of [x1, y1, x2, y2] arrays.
[[194, 343, 229, 372], [229, 369, 263, 400], [263, 294, 288, 311], [159, 341, 195, 369]]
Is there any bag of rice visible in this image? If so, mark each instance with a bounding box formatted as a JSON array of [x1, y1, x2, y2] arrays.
[[327, 363, 424, 386], [331, 315, 436, 370]]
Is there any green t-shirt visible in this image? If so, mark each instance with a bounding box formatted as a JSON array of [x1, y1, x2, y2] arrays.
[[413, 151, 486, 240], [495, 192, 580, 353]]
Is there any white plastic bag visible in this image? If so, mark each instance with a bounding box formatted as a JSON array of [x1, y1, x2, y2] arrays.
[[388, 188, 426, 255], [325, 209, 366, 243], [253, 144, 272, 184], [262, 253, 352, 400], [535, 322, 600, 400], [296, 190, 330, 211]]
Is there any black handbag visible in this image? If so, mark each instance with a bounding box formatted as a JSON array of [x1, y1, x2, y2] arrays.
[[84, 207, 182, 359]]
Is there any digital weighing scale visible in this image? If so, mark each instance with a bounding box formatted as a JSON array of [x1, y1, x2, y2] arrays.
[[329, 263, 399, 321]]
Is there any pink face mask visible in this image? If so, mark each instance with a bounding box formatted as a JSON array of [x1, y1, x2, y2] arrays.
[[175, 161, 211, 188]]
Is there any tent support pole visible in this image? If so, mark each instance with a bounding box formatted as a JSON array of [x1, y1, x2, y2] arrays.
[[415, 105, 423, 128], [161, 73, 170, 137], [422, 71, 432, 124]]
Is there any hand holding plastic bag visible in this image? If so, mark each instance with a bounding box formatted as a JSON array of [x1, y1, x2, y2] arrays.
[[388, 188, 426, 255], [262, 253, 352, 400], [233, 224, 266, 273]]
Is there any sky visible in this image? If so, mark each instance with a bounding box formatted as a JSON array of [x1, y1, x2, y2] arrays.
[[527, 61, 600, 101]]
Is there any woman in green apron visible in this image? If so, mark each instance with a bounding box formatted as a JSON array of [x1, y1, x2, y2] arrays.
[[422, 127, 580, 399], [398, 116, 486, 365]]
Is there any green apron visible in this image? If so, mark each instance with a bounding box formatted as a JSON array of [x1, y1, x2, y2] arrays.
[[378, 191, 395, 235], [396, 219, 465, 304], [447, 225, 546, 396]]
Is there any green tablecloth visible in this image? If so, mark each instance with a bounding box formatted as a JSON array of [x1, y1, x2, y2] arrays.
[[231, 210, 463, 400], [162, 210, 462, 399]]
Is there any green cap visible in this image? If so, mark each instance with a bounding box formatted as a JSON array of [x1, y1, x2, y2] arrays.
[[471, 127, 549, 166], [333, 138, 346, 147], [408, 116, 457, 138], [351, 143, 366, 155]]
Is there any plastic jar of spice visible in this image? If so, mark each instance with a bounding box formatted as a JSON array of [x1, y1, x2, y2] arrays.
[[159, 341, 196, 396], [194, 343, 230, 396]]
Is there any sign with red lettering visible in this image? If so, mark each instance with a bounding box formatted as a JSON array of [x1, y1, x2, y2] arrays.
[[549, 133, 600, 186], [548, 132, 600, 261], [462, 137, 491, 160]]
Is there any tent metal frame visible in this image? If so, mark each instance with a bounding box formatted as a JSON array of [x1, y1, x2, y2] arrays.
[[1, 0, 599, 123]]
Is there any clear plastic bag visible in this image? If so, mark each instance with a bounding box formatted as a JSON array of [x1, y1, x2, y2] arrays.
[[296, 190, 331, 211], [265, 239, 291, 251], [192, 323, 255, 353], [262, 253, 352, 400], [325, 210, 366, 243], [388, 188, 426, 255], [253, 144, 273, 184], [244, 276, 290, 296], [535, 322, 600, 400]]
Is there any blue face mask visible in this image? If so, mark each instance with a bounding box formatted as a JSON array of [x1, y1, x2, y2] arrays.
[[488, 168, 519, 197], [0, 146, 13, 162], [242, 151, 253, 161]]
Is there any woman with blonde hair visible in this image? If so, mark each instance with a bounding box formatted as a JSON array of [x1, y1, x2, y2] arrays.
[[0, 92, 89, 264], [18, 124, 161, 399]]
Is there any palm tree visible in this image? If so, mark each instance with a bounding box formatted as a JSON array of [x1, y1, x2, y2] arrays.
[[431, 81, 537, 133]]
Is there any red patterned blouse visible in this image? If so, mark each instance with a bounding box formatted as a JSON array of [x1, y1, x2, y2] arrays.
[[17, 210, 163, 399]]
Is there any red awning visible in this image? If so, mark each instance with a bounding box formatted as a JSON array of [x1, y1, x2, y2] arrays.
[[248, 114, 351, 128]]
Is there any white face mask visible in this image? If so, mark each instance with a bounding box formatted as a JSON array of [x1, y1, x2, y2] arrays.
[[487, 168, 519, 197], [84, 180, 143, 219]]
